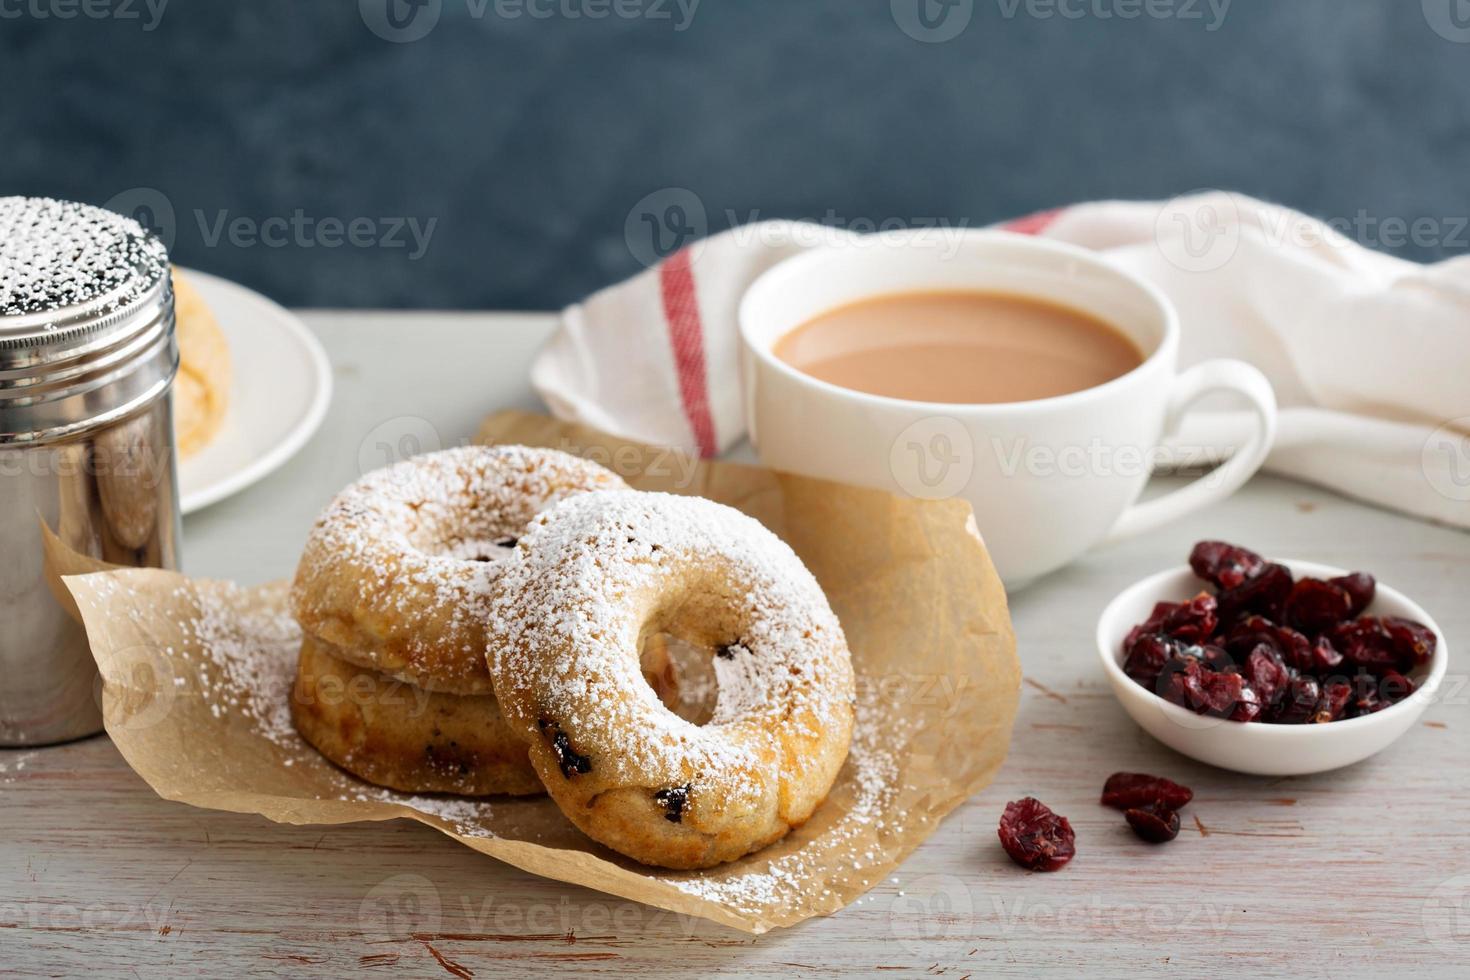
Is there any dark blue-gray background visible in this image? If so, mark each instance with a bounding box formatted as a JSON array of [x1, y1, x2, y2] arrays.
[[3, 0, 1467, 308]]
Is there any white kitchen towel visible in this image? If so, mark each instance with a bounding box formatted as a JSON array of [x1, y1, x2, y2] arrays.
[[533, 193, 1470, 529]]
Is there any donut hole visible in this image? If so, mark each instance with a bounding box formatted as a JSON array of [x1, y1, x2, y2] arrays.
[[412, 517, 519, 562], [641, 633, 720, 725], [439, 535, 518, 562]]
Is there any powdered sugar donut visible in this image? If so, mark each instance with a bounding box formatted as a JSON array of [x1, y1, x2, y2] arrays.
[[488, 490, 856, 869], [291, 632, 545, 796], [290, 629, 684, 797], [291, 445, 626, 694]]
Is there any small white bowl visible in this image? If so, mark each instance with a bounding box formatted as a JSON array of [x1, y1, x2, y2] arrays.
[[1096, 560, 1448, 776]]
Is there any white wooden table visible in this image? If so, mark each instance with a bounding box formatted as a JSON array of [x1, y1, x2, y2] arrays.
[[3, 312, 1467, 978]]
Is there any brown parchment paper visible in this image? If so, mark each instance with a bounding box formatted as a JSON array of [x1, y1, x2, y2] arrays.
[[62, 410, 1019, 934]]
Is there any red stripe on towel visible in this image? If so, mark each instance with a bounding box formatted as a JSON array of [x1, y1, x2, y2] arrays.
[[1002, 208, 1065, 236], [658, 249, 718, 458]]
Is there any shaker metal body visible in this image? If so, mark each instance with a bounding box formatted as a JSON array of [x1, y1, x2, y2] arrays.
[[0, 197, 181, 746]]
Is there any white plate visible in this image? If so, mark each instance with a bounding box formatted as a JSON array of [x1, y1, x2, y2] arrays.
[[176, 269, 332, 514]]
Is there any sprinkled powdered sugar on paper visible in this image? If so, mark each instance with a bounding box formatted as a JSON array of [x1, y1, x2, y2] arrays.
[[665, 692, 906, 911], [179, 583, 300, 746], [179, 581, 499, 833], [0, 197, 168, 319]]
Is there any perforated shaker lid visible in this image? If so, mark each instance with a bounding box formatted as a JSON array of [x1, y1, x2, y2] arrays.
[[0, 197, 177, 444]]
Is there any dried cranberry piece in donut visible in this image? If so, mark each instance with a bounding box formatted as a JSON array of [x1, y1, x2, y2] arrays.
[[1270, 673, 1321, 724], [1284, 579, 1353, 635], [1134, 594, 1219, 644], [1125, 804, 1181, 843], [998, 798, 1076, 872], [1101, 772, 1194, 811], [1244, 645, 1291, 706], [1313, 681, 1352, 723], [1329, 573, 1376, 618], [654, 784, 692, 823], [1330, 619, 1401, 674], [1189, 541, 1267, 590], [1217, 563, 1294, 624], [1384, 617, 1437, 666], [537, 718, 592, 777], [1224, 616, 1311, 672]]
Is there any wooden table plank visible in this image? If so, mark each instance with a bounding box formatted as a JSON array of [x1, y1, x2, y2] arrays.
[[3, 312, 1466, 977]]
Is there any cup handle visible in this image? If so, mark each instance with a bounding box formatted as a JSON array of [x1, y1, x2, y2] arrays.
[[1105, 359, 1278, 543]]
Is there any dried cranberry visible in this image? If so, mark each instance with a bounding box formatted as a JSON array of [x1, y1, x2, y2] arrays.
[[537, 718, 592, 777], [1330, 573, 1376, 617], [1199, 644, 1234, 671], [998, 798, 1075, 872], [1134, 594, 1219, 644], [1224, 616, 1311, 671], [1330, 619, 1402, 674], [1190, 541, 1267, 590], [1270, 673, 1321, 724], [1384, 617, 1437, 666], [1225, 677, 1264, 722], [1379, 670, 1418, 705], [654, 784, 692, 823], [1313, 681, 1352, 723], [1244, 645, 1290, 706], [1122, 633, 1175, 687], [1101, 772, 1194, 811], [1283, 579, 1353, 635], [1217, 563, 1294, 624], [1172, 668, 1253, 718], [1125, 805, 1181, 843], [1159, 656, 1208, 710], [1308, 635, 1344, 675]]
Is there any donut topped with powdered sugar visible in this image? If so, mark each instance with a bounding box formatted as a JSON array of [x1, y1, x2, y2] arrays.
[[289, 445, 627, 695], [486, 489, 855, 870]]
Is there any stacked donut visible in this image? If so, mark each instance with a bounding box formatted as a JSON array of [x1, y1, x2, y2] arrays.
[[289, 446, 856, 868]]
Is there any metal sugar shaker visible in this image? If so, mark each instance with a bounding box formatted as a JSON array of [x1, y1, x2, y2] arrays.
[[0, 196, 181, 746]]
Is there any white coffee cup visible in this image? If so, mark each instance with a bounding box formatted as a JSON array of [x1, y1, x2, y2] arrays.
[[738, 230, 1278, 587]]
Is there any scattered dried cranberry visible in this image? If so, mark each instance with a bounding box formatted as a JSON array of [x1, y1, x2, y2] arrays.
[[1190, 541, 1266, 590], [1125, 805, 1181, 843], [998, 798, 1075, 872], [1330, 573, 1376, 617], [1284, 579, 1353, 635], [1101, 772, 1193, 811]]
